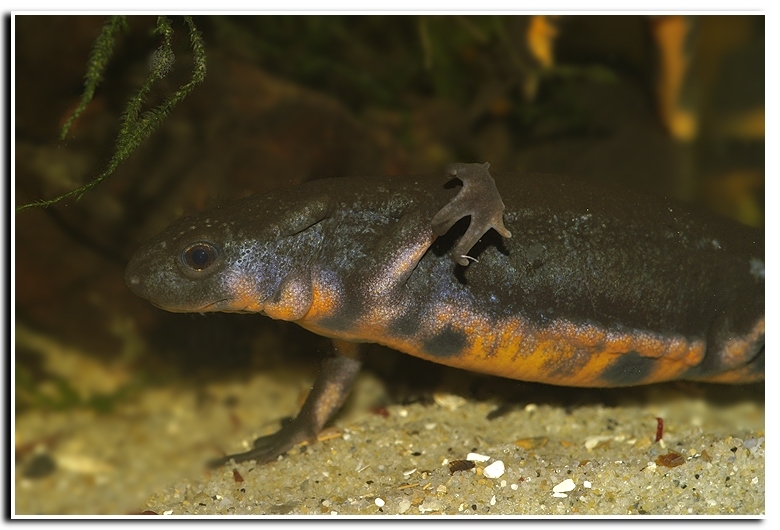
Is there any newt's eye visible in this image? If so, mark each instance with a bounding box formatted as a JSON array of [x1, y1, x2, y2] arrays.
[[182, 242, 219, 271]]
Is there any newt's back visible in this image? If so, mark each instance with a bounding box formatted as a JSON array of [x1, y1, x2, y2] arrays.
[[285, 171, 762, 387]]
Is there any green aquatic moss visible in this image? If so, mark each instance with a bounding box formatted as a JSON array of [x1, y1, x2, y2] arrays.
[[17, 15, 206, 212]]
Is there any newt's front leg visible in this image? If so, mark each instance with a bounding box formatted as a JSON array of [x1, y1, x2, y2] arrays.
[[208, 340, 362, 467], [431, 162, 512, 266]]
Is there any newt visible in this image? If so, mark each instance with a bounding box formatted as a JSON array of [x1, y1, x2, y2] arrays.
[[125, 163, 764, 467]]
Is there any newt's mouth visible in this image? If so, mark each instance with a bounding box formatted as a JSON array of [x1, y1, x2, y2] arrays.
[[195, 298, 232, 312], [142, 297, 234, 314], [193, 298, 260, 314]]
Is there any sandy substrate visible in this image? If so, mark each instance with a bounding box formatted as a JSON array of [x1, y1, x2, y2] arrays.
[[14, 351, 764, 517]]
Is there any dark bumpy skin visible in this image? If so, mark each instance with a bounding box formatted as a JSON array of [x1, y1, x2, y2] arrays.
[[126, 163, 764, 466]]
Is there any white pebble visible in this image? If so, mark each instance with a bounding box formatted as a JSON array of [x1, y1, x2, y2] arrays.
[[490, 495, 496, 506], [583, 481, 592, 489], [433, 392, 467, 410], [584, 436, 611, 450], [483, 460, 506, 479], [552, 492, 568, 498], [466, 452, 491, 462], [553, 478, 576, 493], [375, 498, 385, 507]]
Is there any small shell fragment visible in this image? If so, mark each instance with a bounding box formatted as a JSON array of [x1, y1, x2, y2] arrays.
[[483, 460, 505, 479], [584, 436, 612, 450], [553, 478, 576, 493], [433, 392, 467, 410], [466, 452, 491, 462]]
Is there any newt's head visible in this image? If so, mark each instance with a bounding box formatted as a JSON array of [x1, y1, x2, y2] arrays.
[[125, 203, 263, 313], [125, 189, 330, 315]]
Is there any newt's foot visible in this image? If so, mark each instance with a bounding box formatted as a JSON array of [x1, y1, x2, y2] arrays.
[[431, 162, 512, 266], [207, 422, 314, 468], [207, 350, 362, 468]]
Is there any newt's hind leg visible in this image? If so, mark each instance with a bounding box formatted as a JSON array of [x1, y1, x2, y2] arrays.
[[685, 317, 764, 384], [208, 340, 362, 467], [431, 162, 512, 266], [690, 348, 764, 384]]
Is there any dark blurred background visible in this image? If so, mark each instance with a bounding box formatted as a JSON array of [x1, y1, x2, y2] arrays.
[[14, 14, 764, 419]]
